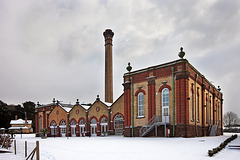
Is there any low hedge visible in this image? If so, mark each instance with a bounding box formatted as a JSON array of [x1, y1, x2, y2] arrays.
[[208, 134, 238, 157]]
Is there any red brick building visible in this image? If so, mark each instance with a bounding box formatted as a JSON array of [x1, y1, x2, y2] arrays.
[[35, 29, 223, 138], [35, 95, 124, 137], [123, 53, 223, 137]]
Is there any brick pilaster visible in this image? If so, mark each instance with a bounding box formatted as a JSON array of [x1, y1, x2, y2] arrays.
[[76, 124, 79, 137], [201, 84, 206, 125], [147, 76, 156, 120], [35, 111, 38, 133], [123, 81, 131, 127], [176, 71, 189, 125]]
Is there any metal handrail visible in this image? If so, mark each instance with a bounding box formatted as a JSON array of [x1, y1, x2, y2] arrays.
[[139, 115, 170, 137]]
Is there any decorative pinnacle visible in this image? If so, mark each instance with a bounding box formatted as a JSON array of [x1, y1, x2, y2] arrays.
[[96, 95, 100, 101], [126, 62, 132, 72], [103, 29, 114, 38], [178, 47, 185, 59]]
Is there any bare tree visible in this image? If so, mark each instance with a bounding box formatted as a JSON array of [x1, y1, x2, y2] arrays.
[[223, 111, 239, 127]]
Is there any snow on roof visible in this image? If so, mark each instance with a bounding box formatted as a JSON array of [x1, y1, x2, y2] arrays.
[[62, 107, 72, 112], [102, 102, 112, 107], [10, 119, 32, 125], [81, 105, 90, 110], [9, 126, 29, 130], [36, 102, 74, 109], [35, 103, 54, 108]]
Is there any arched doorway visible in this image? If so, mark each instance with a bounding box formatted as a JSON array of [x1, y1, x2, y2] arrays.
[[79, 119, 86, 137], [100, 117, 108, 136], [50, 121, 57, 136], [59, 120, 66, 137], [114, 114, 124, 135], [71, 120, 76, 137], [90, 118, 97, 136]]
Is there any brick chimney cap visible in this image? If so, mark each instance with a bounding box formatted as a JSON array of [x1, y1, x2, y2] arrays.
[[103, 29, 114, 37]]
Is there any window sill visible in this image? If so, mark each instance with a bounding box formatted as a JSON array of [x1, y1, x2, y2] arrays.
[[136, 116, 145, 119]]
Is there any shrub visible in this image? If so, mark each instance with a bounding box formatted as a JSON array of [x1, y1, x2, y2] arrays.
[[207, 134, 238, 157]]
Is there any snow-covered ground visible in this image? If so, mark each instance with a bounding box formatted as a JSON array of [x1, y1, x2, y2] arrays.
[[0, 133, 239, 160]]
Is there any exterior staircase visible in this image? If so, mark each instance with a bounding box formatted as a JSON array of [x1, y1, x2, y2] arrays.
[[139, 115, 170, 137], [209, 120, 220, 136]]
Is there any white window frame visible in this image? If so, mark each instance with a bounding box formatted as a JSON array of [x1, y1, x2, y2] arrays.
[[138, 92, 144, 117], [71, 120, 76, 136], [90, 118, 97, 136], [100, 117, 108, 135], [196, 93, 199, 122], [162, 88, 169, 116], [114, 114, 124, 135], [40, 117, 42, 130], [50, 121, 57, 135], [59, 120, 66, 136]]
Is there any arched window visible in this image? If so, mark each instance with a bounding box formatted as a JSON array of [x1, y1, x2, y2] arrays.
[[71, 120, 76, 125], [80, 119, 85, 125], [114, 114, 124, 135], [210, 96, 212, 124], [101, 117, 108, 123], [162, 88, 169, 116], [39, 116, 42, 130], [60, 120, 66, 126], [196, 93, 199, 122], [206, 94, 208, 124], [91, 118, 97, 124], [191, 89, 194, 121], [138, 92, 144, 117], [51, 121, 56, 126]]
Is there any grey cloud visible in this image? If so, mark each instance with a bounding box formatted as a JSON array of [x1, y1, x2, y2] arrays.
[[0, 0, 240, 116]]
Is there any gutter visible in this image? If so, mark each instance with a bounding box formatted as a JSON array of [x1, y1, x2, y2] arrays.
[[131, 76, 134, 137], [195, 74, 198, 137], [171, 67, 175, 137]]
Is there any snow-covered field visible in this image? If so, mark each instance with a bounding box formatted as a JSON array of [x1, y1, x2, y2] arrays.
[[0, 133, 239, 160]]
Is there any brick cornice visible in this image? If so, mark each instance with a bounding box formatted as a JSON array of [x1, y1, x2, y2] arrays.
[[147, 76, 156, 85], [175, 71, 190, 80]]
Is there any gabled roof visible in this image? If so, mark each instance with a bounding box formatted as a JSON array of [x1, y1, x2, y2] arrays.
[[88, 99, 110, 111], [35, 102, 74, 109], [58, 103, 74, 112], [110, 93, 124, 107], [10, 119, 32, 125]]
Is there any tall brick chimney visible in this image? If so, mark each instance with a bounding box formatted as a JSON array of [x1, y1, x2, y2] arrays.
[[103, 29, 114, 103], [25, 112, 28, 124]]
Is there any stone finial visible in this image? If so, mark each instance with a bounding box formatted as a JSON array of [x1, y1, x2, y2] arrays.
[[126, 62, 132, 72], [96, 95, 100, 101], [178, 47, 185, 59], [53, 98, 56, 104], [76, 99, 79, 104]]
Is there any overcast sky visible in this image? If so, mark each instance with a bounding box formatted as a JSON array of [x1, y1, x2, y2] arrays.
[[0, 0, 240, 116]]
